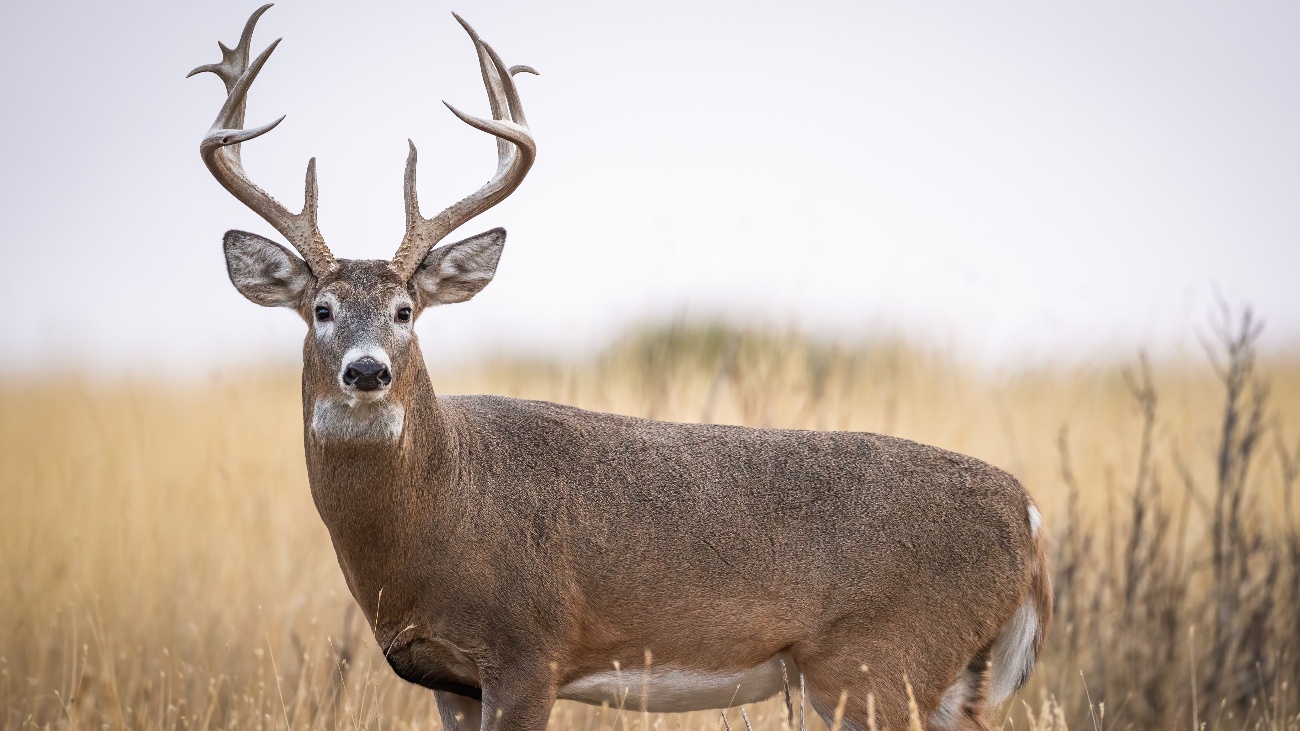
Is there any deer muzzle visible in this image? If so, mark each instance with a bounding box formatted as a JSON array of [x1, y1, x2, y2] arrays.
[[342, 356, 392, 392]]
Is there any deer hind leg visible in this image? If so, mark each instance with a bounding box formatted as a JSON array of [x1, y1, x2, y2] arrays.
[[928, 650, 993, 731], [795, 627, 979, 731], [801, 672, 909, 731], [795, 655, 915, 731]]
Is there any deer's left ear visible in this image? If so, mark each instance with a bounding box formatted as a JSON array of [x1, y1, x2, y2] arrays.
[[412, 228, 505, 306]]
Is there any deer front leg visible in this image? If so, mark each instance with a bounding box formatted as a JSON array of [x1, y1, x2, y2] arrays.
[[435, 691, 482, 731], [478, 666, 558, 731]]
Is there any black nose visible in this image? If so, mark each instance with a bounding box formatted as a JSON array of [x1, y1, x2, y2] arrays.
[[343, 357, 392, 391]]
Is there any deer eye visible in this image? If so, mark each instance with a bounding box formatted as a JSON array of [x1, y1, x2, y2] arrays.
[[396, 307, 412, 323], [315, 306, 332, 322]]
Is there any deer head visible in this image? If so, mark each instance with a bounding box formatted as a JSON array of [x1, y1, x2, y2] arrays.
[[191, 5, 536, 442]]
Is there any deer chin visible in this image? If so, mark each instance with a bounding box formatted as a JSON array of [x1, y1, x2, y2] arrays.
[[340, 385, 391, 406], [311, 393, 405, 445]]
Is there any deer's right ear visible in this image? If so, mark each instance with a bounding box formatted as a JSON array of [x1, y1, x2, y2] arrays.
[[223, 230, 315, 309]]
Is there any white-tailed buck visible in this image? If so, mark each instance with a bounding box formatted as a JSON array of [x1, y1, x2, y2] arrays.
[[192, 7, 1051, 730]]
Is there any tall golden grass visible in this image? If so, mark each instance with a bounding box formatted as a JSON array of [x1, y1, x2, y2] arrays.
[[2, 314, 1298, 730]]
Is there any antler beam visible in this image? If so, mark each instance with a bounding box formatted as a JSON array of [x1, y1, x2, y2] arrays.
[[190, 4, 337, 278], [391, 14, 538, 281]]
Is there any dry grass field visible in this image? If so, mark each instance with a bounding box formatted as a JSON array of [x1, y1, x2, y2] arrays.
[[2, 314, 1298, 730]]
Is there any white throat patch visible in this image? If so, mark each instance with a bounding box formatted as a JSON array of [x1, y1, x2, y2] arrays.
[[312, 394, 405, 444]]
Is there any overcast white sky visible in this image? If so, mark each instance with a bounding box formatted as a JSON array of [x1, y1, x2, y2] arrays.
[[2, 1, 1298, 373]]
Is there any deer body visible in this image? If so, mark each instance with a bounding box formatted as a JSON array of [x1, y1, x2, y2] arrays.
[[306, 334, 1046, 728], [193, 8, 1050, 730]]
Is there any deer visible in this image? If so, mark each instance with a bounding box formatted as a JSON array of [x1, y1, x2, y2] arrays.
[[191, 6, 1051, 731]]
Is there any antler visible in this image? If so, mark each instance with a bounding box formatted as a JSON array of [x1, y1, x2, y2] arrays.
[[189, 4, 337, 277], [391, 14, 538, 281]]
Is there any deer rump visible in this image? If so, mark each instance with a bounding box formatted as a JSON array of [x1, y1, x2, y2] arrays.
[[385, 394, 1041, 714]]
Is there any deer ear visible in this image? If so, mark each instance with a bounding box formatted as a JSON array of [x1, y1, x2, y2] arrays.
[[223, 230, 314, 309], [413, 228, 505, 306]]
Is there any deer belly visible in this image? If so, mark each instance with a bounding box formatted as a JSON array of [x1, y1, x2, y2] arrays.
[[558, 651, 794, 713]]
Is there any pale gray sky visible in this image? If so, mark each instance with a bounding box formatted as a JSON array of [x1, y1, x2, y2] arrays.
[[2, 1, 1298, 372]]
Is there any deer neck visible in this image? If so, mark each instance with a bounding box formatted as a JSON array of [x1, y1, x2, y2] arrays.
[[301, 346, 456, 626]]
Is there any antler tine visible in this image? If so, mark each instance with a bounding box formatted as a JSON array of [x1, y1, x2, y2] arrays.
[[392, 15, 538, 281], [190, 4, 337, 277], [187, 3, 272, 130], [453, 13, 509, 161]]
